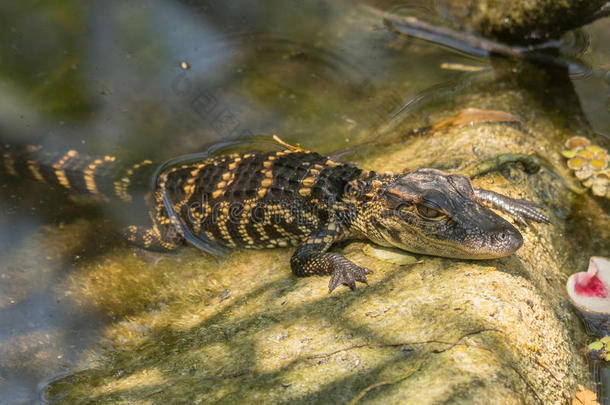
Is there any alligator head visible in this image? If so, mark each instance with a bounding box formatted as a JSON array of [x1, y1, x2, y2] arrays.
[[360, 168, 524, 259]]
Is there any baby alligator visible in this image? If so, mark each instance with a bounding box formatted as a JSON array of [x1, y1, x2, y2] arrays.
[[0, 145, 549, 292]]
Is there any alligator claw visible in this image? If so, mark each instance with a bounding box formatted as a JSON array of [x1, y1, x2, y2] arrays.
[[328, 265, 371, 293], [502, 197, 550, 225]]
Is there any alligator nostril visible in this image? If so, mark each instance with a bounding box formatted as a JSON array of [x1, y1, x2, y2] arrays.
[[500, 227, 523, 252]]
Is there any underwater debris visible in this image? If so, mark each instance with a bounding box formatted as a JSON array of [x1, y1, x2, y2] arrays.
[[563, 137, 610, 198], [586, 336, 610, 361], [464, 153, 541, 178], [567, 257, 610, 336]]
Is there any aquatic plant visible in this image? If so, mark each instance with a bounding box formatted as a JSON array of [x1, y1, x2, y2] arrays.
[[563, 137, 610, 198]]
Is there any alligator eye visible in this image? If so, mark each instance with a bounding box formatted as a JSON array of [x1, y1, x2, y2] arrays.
[[415, 204, 444, 220]]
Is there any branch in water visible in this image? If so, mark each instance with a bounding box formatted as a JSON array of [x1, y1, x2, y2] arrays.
[[360, 4, 533, 58], [359, 3, 595, 71]]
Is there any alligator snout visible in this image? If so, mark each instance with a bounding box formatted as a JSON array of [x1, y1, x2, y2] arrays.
[[490, 225, 523, 256]]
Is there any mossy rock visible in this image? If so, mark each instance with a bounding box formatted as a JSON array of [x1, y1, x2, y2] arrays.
[[34, 62, 610, 404], [437, 0, 607, 44]]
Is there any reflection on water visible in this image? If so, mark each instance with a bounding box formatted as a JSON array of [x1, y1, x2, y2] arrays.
[[0, 0, 609, 403]]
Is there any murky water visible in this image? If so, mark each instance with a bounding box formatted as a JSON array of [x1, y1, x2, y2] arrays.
[[1, 1, 609, 403]]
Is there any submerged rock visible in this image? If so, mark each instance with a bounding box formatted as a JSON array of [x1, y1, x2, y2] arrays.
[[39, 60, 610, 404], [435, 0, 609, 44]]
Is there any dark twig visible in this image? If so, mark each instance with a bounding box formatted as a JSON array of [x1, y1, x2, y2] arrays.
[[360, 4, 527, 58], [359, 4, 593, 73], [306, 327, 551, 404], [347, 354, 430, 405], [305, 327, 500, 359]]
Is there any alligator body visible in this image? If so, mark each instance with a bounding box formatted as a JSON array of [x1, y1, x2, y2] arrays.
[[0, 144, 549, 292]]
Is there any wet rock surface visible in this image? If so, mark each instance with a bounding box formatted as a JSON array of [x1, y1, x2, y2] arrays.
[[34, 62, 610, 404]]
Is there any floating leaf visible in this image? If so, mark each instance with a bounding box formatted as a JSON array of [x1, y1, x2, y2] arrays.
[[588, 341, 604, 351], [562, 149, 578, 158], [590, 159, 608, 171], [573, 384, 600, 405], [587, 145, 604, 154], [595, 151, 609, 161], [430, 108, 521, 133], [363, 245, 420, 265], [577, 149, 596, 160], [568, 157, 587, 170], [565, 136, 591, 150]]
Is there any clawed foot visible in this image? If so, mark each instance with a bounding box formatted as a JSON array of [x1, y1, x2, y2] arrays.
[[501, 198, 550, 225], [474, 189, 550, 226], [328, 264, 371, 293]]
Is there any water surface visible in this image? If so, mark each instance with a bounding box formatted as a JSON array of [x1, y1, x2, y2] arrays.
[[0, 1, 609, 403]]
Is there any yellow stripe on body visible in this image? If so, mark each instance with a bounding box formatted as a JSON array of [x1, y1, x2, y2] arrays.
[[298, 163, 324, 198], [257, 157, 275, 199], [27, 160, 46, 183], [2, 152, 18, 176], [113, 159, 150, 202], [83, 156, 118, 198], [210, 154, 240, 200], [52, 150, 79, 189], [214, 201, 236, 247]]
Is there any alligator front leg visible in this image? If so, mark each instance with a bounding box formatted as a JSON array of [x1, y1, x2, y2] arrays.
[[474, 188, 551, 225], [291, 221, 370, 293]]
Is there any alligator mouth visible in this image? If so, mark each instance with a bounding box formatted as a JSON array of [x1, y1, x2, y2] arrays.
[[447, 226, 523, 260], [383, 224, 524, 260]]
